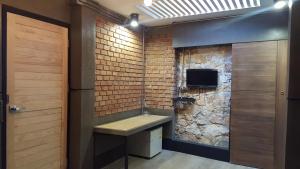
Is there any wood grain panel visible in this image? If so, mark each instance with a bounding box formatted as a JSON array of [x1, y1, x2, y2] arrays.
[[14, 127, 61, 143], [14, 54, 62, 66], [14, 64, 62, 74], [230, 41, 278, 169], [15, 47, 61, 59], [232, 76, 276, 92], [232, 64, 276, 77], [14, 134, 60, 151], [274, 40, 288, 169], [15, 148, 60, 169], [232, 41, 277, 64], [231, 91, 275, 117], [232, 41, 277, 92], [15, 39, 61, 53], [15, 88, 62, 96], [15, 72, 62, 81], [15, 26, 63, 44], [6, 13, 68, 169], [15, 120, 61, 135]]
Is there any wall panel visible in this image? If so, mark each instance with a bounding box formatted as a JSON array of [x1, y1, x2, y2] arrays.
[[286, 1, 300, 168], [230, 41, 278, 169], [173, 10, 288, 48], [275, 40, 288, 169]]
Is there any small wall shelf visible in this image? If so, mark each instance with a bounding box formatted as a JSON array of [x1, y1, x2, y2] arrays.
[[173, 97, 196, 110], [173, 97, 196, 104]]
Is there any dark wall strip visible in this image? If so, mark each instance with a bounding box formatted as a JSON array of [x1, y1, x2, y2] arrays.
[[76, 0, 126, 25], [1, 5, 69, 28], [163, 139, 230, 162], [1, 5, 7, 169], [172, 10, 289, 48], [285, 0, 300, 169]]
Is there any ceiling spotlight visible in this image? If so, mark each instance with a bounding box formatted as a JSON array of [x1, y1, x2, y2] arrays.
[[274, 0, 288, 9], [130, 13, 139, 27], [144, 0, 153, 6]]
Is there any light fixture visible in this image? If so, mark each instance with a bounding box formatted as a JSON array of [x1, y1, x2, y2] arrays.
[[274, 0, 288, 9], [144, 0, 153, 6], [129, 13, 139, 27]]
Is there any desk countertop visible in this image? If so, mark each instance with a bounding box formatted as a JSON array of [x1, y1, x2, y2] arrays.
[[94, 115, 172, 136]]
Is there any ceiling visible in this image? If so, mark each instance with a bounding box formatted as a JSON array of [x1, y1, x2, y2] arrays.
[[93, 0, 275, 26]]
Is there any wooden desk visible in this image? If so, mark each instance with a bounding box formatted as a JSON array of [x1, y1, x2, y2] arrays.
[[94, 115, 172, 136], [94, 115, 172, 169]]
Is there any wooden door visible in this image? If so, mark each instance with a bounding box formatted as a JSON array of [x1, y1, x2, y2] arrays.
[[230, 41, 278, 169], [6, 13, 68, 169]]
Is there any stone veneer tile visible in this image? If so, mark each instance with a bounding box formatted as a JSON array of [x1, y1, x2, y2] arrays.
[[175, 46, 232, 149]]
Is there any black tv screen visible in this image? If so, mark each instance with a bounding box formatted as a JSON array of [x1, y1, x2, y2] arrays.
[[186, 69, 218, 88]]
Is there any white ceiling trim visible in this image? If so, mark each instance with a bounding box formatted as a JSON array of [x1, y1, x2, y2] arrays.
[[137, 0, 261, 19]]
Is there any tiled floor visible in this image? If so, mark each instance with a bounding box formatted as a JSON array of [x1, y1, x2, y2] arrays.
[[128, 150, 256, 169]]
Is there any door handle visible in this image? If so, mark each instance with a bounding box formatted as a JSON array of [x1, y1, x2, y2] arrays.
[[9, 105, 22, 113]]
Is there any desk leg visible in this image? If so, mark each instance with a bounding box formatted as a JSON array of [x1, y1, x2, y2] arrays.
[[124, 136, 128, 169]]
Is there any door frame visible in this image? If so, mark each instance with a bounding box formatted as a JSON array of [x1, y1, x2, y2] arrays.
[[1, 5, 70, 169]]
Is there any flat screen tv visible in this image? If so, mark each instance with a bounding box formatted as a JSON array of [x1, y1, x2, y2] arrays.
[[186, 69, 218, 88]]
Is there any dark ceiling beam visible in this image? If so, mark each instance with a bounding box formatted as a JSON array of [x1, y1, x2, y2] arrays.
[[72, 0, 127, 24]]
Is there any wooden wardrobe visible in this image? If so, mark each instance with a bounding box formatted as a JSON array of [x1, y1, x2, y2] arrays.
[[230, 40, 288, 169]]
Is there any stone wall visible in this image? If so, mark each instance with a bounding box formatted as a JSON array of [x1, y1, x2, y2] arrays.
[[95, 17, 143, 116], [175, 46, 232, 149]]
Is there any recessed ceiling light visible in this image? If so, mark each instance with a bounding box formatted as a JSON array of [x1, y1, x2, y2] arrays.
[[137, 0, 261, 19], [274, 0, 288, 9]]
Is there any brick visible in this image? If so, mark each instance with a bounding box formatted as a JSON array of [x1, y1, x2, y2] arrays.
[[95, 16, 143, 116], [144, 32, 176, 111]]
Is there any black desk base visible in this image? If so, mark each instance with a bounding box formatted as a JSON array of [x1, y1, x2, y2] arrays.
[[124, 136, 128, 169], [94, 134, 129, 169]]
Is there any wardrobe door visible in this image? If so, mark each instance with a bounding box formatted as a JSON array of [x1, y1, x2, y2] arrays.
[[230, 41, 277, 169], [275, 40, 288, 169]]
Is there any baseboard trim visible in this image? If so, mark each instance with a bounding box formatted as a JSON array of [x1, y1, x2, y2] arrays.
[[162, 139, 230, 162]]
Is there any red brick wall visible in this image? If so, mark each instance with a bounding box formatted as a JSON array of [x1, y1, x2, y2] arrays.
[[144, 30, 176, 110], [95, 17, 143, 116]]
